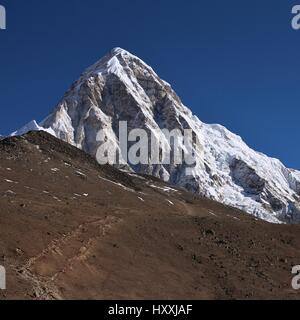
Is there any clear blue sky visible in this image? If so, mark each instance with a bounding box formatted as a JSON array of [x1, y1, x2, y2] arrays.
[[0, 0, 299, 169]]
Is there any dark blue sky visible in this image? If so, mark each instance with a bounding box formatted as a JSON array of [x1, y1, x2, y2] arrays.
[[0, 0, 299, 169]]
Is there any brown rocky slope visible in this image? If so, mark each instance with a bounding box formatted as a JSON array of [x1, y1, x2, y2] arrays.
[[0, 131, 299, 300]]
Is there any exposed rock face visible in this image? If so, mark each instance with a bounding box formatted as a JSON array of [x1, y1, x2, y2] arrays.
[[36, 47, 300, 223], [230, 159, 266, 195]]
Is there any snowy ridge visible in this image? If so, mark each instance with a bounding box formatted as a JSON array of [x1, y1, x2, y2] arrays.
[[14, 47, 300, 223], [10, 120, 56, 137]]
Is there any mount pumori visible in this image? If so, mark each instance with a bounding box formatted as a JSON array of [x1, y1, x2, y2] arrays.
[[12, 48, 300, 224]]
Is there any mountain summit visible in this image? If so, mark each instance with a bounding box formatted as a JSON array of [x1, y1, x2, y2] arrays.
[[17, 48, 300, 223]]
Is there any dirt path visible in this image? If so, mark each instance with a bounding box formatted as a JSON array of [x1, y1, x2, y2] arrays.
[[17, 215, 122, 299]]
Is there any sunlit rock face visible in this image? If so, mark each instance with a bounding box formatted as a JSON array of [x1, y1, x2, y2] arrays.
[[39, 48, 300, 224]]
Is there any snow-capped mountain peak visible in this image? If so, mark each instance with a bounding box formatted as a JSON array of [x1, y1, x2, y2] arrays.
[[13, 48, 300, 224]]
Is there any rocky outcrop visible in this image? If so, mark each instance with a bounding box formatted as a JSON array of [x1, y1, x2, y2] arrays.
[[230, 159, 266, 195]]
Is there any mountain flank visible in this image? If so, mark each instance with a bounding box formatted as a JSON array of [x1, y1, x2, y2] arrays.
[[0, 131, 299, 300]]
